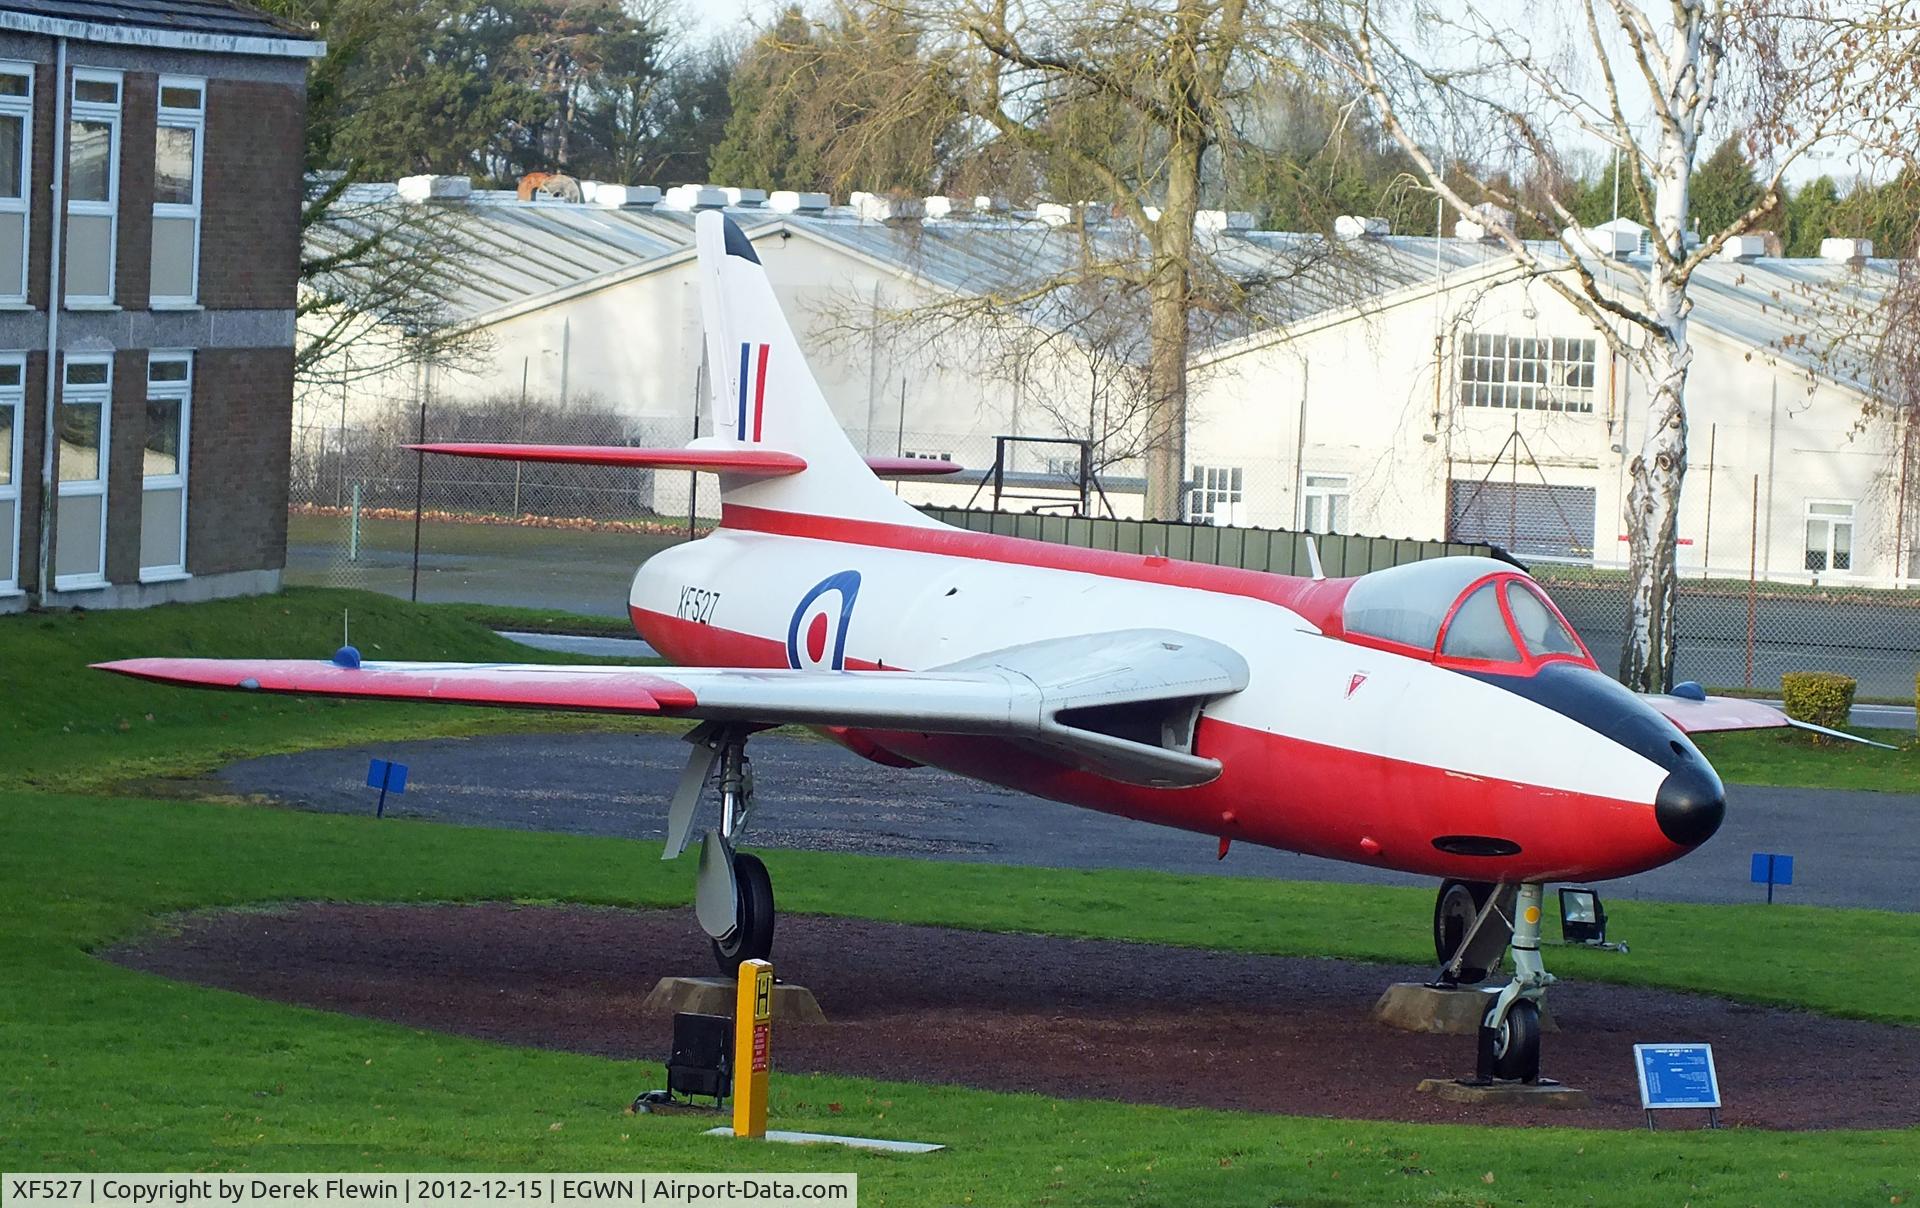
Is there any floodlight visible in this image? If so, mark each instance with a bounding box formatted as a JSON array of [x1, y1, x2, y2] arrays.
[[1559, 886, 1607, 945], [665, 1011, 732, 1104]]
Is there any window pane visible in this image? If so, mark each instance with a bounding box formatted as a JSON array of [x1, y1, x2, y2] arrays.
[[148, 358, 188, 382], [1833, 523, 1852, 570], [1505, 582, 1583, 656], [54, 491, 102, 579], [150, 215, 195, 298], [57, 400, 101, 480], [64, 212, 111, 297], [0, 113, 20, 199], [64, 359, 107, 385], [0, 362, 17, 385], [144, 396, 181, 475], [1441, 583, 1520, 661], [1329, 495, 1350, 532], [0, 71, 28, 98], [0, 211, 21, 297], [68, 119, 111, 201], [159, 84, 202, 111], [141, 485, 184, 570], [0, 401, 11, 485], [0, 497, 13, 583], [74, 78, 117, 104], [154, 125, 195, 204]]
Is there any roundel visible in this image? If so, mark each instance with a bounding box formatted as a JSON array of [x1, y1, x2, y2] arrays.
[[786, 571, 861, 671]]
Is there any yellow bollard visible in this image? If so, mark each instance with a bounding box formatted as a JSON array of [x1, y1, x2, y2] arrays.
[[731, 958, 773, 1138]]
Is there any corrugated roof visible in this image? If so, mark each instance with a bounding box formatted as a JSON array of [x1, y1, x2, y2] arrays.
[[319, 183, 1898, 394]]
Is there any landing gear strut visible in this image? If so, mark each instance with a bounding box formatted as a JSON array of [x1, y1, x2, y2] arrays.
[[666, 724, 778, 975], [1474, 881, 1552, 1083], [1431, 879, 1515, 986]]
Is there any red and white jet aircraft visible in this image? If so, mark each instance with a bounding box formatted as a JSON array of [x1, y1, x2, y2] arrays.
[[102, 212, 1845, 1080]]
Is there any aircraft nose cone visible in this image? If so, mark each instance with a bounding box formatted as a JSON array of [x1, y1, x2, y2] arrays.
[[1655, 762, 1726, 846]]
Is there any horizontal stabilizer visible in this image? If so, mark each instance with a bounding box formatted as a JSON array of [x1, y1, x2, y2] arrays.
[[408, 442, 806, 476], [866, 456, 966, 478], [1643, 691, 1894, 748]]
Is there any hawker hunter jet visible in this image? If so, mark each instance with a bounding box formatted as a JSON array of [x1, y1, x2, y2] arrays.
[[100, 211, 1851, 1082]]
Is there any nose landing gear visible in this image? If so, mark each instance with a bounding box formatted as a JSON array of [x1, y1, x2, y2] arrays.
[[666, 723, 779, 974], [1474, 882, 1552, 1083]]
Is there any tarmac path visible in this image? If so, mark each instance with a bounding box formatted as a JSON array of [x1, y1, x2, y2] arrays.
[[218, 729, 1919, 912]]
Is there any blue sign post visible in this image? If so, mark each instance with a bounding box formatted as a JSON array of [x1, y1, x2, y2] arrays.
[[366, 758, 409, 818], [1634, 1043, 1722, 1130], [1749, 852, 1794, 904]]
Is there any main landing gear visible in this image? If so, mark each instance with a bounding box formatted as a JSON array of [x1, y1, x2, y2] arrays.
[[666, 723, 776, 974], [1432, 878, 1551, 1082]]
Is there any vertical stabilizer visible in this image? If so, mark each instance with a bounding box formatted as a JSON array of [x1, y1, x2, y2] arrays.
[[694, 211, 936, 526]]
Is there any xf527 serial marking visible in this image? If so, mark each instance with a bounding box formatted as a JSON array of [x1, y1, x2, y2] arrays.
[[99, 212, 1870, 1082]]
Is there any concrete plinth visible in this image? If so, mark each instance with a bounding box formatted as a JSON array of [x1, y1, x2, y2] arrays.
[[641, 976, 828, 1024], [1371, 983, 1558, 1035], [1416, 1078, 1590, 1108]]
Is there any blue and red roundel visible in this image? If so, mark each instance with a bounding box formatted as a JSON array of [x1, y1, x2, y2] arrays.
[[787, 571, 861, 671]]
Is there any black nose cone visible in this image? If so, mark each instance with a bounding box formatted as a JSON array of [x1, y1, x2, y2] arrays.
[[1655, 763, 1726, 846]]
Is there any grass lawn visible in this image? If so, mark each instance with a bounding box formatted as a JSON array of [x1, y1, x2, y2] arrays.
[[2, 791, 1914, 1206], [1696, 727, 1920, 795]]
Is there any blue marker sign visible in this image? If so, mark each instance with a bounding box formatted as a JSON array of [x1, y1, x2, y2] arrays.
[[1750, 852, 1793, 903], [1634, 1044, 1721, 1129], [366, 758, 409, 817]]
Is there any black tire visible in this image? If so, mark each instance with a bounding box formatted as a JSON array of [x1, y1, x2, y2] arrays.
[[1490, 998, 1541, 1082], [711, 851, 775, 974], [1433, 879, 1511, 985]]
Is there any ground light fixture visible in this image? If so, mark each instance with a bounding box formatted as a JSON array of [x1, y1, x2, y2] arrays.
[[1559, 886, 1607, 945], [633, 1011, 732, 1112]]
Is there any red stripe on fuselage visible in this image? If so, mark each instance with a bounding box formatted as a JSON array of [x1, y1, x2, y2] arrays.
[[718, 504, 1356, 624], [630, 605, 1679, 882]]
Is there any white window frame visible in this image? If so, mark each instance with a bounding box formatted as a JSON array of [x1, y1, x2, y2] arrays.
[[0, 353, 23, 591], [140, 350, 191, 579], [1804, 499, 1856, 576], [0, 62, 33, 305], [65, 67, 122, 307], [1458, 333, 1597, 413], [54, 353, 111, 590], [1301, 472, 1352, 535], [150, 75, 204, 307], [1188, 463, 1243, 526]]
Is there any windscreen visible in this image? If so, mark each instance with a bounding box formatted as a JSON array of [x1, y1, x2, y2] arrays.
[[1440, 582, 1520, 662], [1504, 581, 1585, 658]]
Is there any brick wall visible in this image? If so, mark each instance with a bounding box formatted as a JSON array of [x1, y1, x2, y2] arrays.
[[115, 72, 155, 309], [15, 351, 43, 592], [103, 347, 145, 582], [186, 346, 293, 575], [199, 77, 304, 311], [26, 61, 52, 311]]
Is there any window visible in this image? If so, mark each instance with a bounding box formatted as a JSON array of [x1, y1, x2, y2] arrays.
[[150, 76, 203, 304], [66, 69, 122, 304], [0, 64, 31, 302], [902, 448, 951, 461], [1458, 334, 1596, 412], [1188, 464, 1243, 526], [0, 355, 22, 590], [54, 355, 111, 587], [1440, 582, 1520, 662], [1804, 500, 1854, 573], [141, 353, 191, 577], [1301, 473, 1350, 534]]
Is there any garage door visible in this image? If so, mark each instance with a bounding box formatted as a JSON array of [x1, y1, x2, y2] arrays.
[[1447, 480, 1597, 563]]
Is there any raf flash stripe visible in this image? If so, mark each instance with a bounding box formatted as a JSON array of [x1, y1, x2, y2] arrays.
[[737, 342, 769, 441], [736, 342, 750, 435], [753, 344, 771, 441]]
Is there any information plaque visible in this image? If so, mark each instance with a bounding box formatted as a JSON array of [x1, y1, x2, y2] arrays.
[[1633, 1042, 1721, 1129]]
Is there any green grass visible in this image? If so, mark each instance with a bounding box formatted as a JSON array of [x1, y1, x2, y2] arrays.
[[1697, 727, 1920, 794], [2, 791, 1915, 1205], [0, 587, 653, 790]]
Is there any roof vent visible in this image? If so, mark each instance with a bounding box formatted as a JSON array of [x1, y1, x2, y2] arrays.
[[924, 195, 973, 219], [1565, 218, 1646, 258], [1334, 215, 1389, 239], [973, 194, 1012, 214], [722, 187, 767, 208], [1718, 233, 1768, 261], [852, 192, 924, 222], [768, 190, 830, 213], [586, 183, 660, 208], [1454, 203, 1511, 241], [1195, 209, 1255, 234], [398, 174, 472, 203], [1820, 236, 1872, 263], [662, 184, 727, 211], [1034, 202, 1072, 227]]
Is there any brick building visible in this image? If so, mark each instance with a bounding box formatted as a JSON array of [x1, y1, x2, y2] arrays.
[[0, 0, 320, 611]]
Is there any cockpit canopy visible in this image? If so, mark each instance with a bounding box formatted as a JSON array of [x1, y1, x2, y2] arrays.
[[1341, 557, 1594, 672]]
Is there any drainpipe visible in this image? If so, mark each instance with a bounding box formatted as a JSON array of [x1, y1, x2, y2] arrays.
[[33, 38, 66, 607]]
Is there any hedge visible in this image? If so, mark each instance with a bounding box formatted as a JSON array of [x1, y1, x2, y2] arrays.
[[1781, 671, 1857, 734]]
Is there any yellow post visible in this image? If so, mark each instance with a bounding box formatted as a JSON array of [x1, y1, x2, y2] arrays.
[[731, 958, 773, 1138]]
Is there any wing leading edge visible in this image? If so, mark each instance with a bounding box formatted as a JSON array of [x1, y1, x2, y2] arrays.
[[1643, 690, 1893, 748], [95, 629, 1250, 788]]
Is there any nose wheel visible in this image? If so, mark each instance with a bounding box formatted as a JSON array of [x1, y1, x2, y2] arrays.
[[1473, 881, 1552, 1083], [663, 724, 783, 976], [710, 850, 775, 972]]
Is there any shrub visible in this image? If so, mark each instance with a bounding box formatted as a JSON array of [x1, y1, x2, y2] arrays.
[[1781, 671, 1856, 734]]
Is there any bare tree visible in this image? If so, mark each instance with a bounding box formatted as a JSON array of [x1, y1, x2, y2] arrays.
[[1294, 0, 1920, 689]]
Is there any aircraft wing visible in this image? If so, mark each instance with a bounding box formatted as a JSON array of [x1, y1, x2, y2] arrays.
[[1643, 690, 1894, 748], [94, 629, 1249, 788]]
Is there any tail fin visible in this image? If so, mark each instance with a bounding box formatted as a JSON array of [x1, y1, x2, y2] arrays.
[[695, 211, 935, 526]]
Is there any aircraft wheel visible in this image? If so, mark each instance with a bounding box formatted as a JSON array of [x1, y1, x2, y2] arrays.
[[1490, 998, 1541, 1082], [1433, 879, 1511, 984], [711, 851, 775, 974]]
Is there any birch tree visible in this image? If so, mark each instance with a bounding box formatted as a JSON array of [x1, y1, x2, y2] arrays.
[[1295, 0, 1918, 689]]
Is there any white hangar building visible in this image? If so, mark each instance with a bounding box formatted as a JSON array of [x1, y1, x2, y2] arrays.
[[303, 181, 1905, 586]]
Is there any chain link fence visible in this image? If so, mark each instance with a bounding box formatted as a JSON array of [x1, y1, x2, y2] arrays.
[[288, 391, 1919, 697]]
